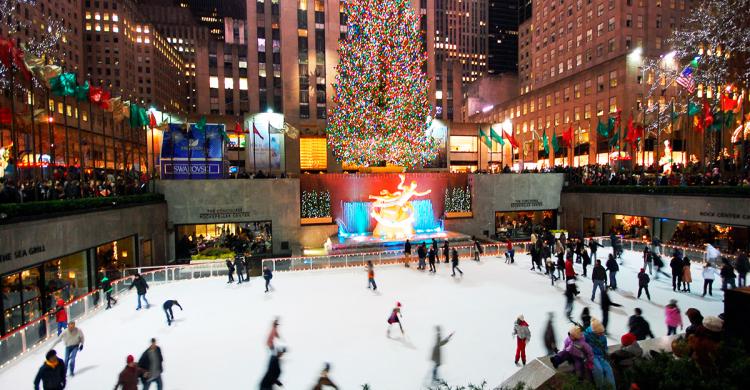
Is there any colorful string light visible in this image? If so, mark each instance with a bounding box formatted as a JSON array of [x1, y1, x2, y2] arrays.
[[327, 0, 437, 168]]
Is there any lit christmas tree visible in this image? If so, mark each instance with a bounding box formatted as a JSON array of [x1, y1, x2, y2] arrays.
[[327, 0, 437, 167]]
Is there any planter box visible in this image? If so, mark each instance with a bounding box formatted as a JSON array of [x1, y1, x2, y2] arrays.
[[445, 211, 473, 219], [301, 216, 334, 225]]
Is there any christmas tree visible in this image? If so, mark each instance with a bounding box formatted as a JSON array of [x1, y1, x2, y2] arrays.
[[327, 0, 437, 167]]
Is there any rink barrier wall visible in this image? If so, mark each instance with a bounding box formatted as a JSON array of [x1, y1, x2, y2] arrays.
[[0, 237, 732, 372]]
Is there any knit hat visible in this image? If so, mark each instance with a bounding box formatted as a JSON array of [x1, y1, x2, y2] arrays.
[[685, 308, 703, 325], [702, 316, 723, 333], [126, 355, 134, 363], [640, 268, 645, 273], [518, 314, 525, 322], [569, 326, 583, 340], [591, 318, 605, 334], [621, 333, 637, 346], [669, 299, 677, 306], [396, 302, 401, 307]]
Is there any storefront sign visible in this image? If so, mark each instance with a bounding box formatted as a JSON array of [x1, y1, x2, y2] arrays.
[[0, 244, 46, 263], [510, 199, 544, 209], [161, 123, 225, 179], [199, 207, 253, 220], [699, 211, 750, 222]]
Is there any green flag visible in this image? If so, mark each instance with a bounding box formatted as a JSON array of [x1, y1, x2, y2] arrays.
[[129, 103, 141, 127], [607, 117, 616, 133], [219, 125, 230, 142], [609, 128, 620, 148], [196, 116, 207, 131], [74, 81, 89, 102], [479, 127, 492, 149], [597, 120, 609, 138], [542, 131, 549, 155], [490, 127, 505, 146], [49, 72, 77, 97], [688, 102, 700, 116], [138, 106, 149, 127], [551, 131, 559, 153]]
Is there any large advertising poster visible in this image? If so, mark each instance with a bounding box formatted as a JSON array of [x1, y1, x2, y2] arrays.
[[160, 123, 225, 179], [246, 113, 284, 173], [424, 120, 448, 168]]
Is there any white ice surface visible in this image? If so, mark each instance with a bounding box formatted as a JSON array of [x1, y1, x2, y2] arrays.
[[0, 248, 723, 389]]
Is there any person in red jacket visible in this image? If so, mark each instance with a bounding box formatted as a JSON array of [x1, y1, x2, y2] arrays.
[[54, 299, 68, 336], [565, 255, 577, 281], [505, 239, 515, 263], [115, 355, 145, 390]]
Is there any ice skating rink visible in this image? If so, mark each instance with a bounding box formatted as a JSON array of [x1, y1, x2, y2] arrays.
[[0, 248, 723, 389]]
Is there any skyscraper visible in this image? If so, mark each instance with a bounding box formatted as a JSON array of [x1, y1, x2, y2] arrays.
[[487, 0, 519, 74]]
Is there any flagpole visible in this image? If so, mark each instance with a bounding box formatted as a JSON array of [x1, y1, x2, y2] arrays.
[[9, 70, 19, 181], [204, 122, 208, 180], [46, 89, 53, 178], [27, 75, 39, 198], [267, 123, 271, 176], [252, 120, 257, 174], [77, 94, 85, 197], [477, 129, 481, 172]]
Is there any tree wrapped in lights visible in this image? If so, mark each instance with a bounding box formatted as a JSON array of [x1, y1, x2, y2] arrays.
[[327, 0, 437, 167]]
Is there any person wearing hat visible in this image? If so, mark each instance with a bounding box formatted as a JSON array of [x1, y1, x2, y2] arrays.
[[101, 276, 117, 309], [54, 299, 68, 336], [664, 299, 683, 336], [387, 302, 404, 337], [687, 316, 723, 368], [609, 333, 643, 385], [312, 362, 339, 390], [550, 325, 593, 380], [115, 355, 145, 390], [685, 308, 704, 337], [512, 315, 531, 366], [34, 350, 66, 390], [584, 318, 616, 389]]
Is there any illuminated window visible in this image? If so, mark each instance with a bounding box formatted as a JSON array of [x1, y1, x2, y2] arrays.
[[85, 12, 91, 19], [449, 136, 478, 152], [95, 23, 101, 32], [113, 24, 119, 33], [224, 77, 234, 89], [209, 76, 219, 88], [85, 23, 92, 31], [112, 14, 119, 22], [239, 78, 248, 90], [94, 12, 101, 20], [300, 137, 328, 170]]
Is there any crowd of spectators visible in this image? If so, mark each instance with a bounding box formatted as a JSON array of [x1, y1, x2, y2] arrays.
[[0, 166, 150, 204]]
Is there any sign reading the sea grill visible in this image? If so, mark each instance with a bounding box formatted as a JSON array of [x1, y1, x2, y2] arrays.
[[510, 199, 544, 209], [0, 245, 46, 263]]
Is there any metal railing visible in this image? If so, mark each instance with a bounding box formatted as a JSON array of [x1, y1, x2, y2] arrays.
[[1, 236, 730, 370]]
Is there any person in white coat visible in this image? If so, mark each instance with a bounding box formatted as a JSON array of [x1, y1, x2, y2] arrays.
[[702, 262, 719, 297]]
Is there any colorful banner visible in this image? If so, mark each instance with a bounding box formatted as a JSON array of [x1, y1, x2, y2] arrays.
[[160, 123, 225, 179]]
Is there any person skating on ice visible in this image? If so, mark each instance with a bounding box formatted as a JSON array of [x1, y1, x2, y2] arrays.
[[34, 350, 66, 390], [472, 236, 482, 262], [386, 302, 404, 337], [664, 299, 683, 336], [115, 355, 146, 390], [128, 273, 150, 310], [670, 254, 684, 292], [637, 268, 651, 300], [590, 260, 607, 301], [137, 338, 164, 390], [428, 246, 437, 273], [600, 289, 621, 334], [512, 315, 531, 366], [54, 299, 67, 336], [564, 278, 578, 321], [312, 362, 339, 390], [588, 238, 601, 262], [450, 248, 463, 277], [267, 317, 282, 351], [642, 246, 653, 275], [506, 239, 515, 264], [628, 308, 655, 340], [404, 239, 412, 267], [702, 262, 718, 297], [101, 276, 117, 309], [605, 253, 619, 290], [162, 300, 183, 326], [431, 326, 454, 382], [366, 261, 377, 290], [225, 259, 235, 283], [682, 256, 693, 292], [417, 242, 427, 270], [51, 321, 84, 377], [581, 247, 591, 277], [580, 307, 592, 330], [234, 255, 245, 284], [543, 312, 558, 355], [263, 266, 274, 293], [259, 347, 286, 390], [442, 240, 450, 263]]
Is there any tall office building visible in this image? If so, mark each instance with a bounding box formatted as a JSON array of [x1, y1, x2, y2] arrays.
[[487, 0, 519, 74], [470, 0, 695, 169]]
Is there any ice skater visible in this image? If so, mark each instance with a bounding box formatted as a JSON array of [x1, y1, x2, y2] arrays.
[[606, 254, 619, 290], [512, 315, 530, 366], [138, 338, 164, 390], [664, 299, 683, 335], [129, 273, 150, 310], [600, 289, 621, 334], [51, 321, 84, 377], [404, 239, 412, 267], [234, 255, 245, 284], [637, 268, 651, 300], [162, 300, 183, 326], [312, 362, 339, 390], [588, 238, 601, 262], [417, 242, 427, 270], [366, 261, 377, 290], [259, 347, 285, 390], [34, 350, 66, 390], [472, 236, 482, 262], [702, 262, 718, 297], [642, 246, 653, 275], [386, 302, 404, 337], [590, 260, 607, 301], [431, 326, 454, 382], [543, 312, 558, 355], [450, 248, 463, 277], [564, 278, 578, 320], [506, 239, 515, 264], [54, 299, 67, 336], [267, 317, 282, 351], [263, 266, 273, 293], [115, 354, 145, 390], [581, 248, 591, 277], [442, 240, 450, 263], [101, 276, 117, 309], [428, 246, 437, 273], [225, 259, 235, 283]]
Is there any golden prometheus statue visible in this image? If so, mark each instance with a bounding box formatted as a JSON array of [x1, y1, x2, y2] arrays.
[[369, 174, 431, 239]]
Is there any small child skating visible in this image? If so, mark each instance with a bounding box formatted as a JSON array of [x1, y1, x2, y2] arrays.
[[263, 266, 273, 293], [162, 300, 183, 326], [387, 302, 404, 337], [366, 261, 377, 290]]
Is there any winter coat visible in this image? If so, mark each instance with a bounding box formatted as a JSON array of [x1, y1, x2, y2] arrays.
[[234, 258, 244, 272], [54, 302, 67, 323], [606, 257, 619, 272], [670, 257, 683, 273], [431, 333, 452, 365], [404, 241, 412, 254], [638, 271, 650, 287], [129, 277, 149, 295], [601, 291, 621, 312], [417, 245, 427, 259], [682, 265, 692, 283], [101, 278, 113, 294], [720, 264, 736, 279], [702, 265, 718, 280], [583, 327, 608, 357], [592, 264, 607, 281], [513, 321, 531, 341], [555, 241, 565, 255], [589, 240, 600, 252], [582, 251, 591, 266], [610, 342, 643, 369], [116, 365, 146, 390], [628, 315, 654, 340], [736, 253, 750, 274], [263, 268, 273, 280], [565, 260, 576, 278], [451, 250, 459, 265], [563, 336, 594, 363], [664, 306, 683, 328], [428, 248, 436, 262], [260, 355, 283, 388], [34, 359, 66, 390], [55, 327, 84, 348], [137, 346, 164, 375], [580, 311, 591, 330], [226, 260, 235, 272], [544, 320, 557, 352]]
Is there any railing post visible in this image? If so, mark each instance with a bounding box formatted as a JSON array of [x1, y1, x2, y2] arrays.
[[20, 328, 27, 353]]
